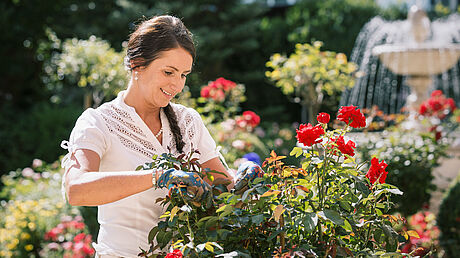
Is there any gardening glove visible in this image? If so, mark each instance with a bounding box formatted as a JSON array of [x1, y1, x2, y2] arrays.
[[233, 161, 264, 195], [157, 169, 212, 204]]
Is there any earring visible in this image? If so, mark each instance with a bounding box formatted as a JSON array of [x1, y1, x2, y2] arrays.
[[134, 71, 139, 81]]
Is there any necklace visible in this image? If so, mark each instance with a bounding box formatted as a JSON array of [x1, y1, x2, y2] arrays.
[[154, 127, 163, 138]]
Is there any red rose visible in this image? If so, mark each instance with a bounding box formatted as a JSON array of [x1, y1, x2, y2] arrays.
[[366, 157, 388, 184], [200, 86, 210, 98], [428, 98, 442, 112], [431, 90, 443, 97], [317, 112, 330, 124], [296, 123, 325, 147], [337, 105, 366, 128], [215, 77, 236, 91], [236, 111, 261, 129], [419, 103, 428, 115], [73, 233, 86, 242], [243, 111, 260, 127], [165, 249, 183, 258], [330, 136, 356, 157], [211, 89, 225, 102]]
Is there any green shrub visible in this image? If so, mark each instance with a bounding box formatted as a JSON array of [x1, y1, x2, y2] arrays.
[[438, 172, 460, 257], [0, 102, 82, 176]]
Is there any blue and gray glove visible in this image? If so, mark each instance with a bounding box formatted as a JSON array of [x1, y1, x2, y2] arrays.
[[233, 161, 264, 194], [157, 169, 212, 204]]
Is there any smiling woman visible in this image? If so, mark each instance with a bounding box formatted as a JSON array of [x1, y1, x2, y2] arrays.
[[60, 15, 233, 257]]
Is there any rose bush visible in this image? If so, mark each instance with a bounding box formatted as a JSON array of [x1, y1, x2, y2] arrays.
[[0, 159, 94, 257], [139, 107, 413, 257]]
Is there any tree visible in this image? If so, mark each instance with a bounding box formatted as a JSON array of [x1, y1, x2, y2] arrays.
[[266, 42, 357, 124]]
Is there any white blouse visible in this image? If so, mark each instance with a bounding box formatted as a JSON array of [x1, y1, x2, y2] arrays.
[[61, 91, 219, 257]]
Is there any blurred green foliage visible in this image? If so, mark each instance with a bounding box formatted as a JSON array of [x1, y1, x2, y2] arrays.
[[0, 102, 83, 175], [437, 172, 460, 257], [0, 0, 408, 174], [41, 30, 127, 108]]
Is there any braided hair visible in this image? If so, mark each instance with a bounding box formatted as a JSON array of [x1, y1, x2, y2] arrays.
[[125, 15, 195, 153]]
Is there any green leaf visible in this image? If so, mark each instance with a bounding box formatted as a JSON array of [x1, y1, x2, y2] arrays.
[[205, 217, 219, 229], [290, 147, 303, 158], [252, 214, 264, 225], [169, 206, 179, 222], [217, 192, 232, 199], [267, 229, 283, 241], [381, 224, 398, 252], [303, 212, 318, 232], [148, 227, 159, 243], [341, 219, 352, 232], [318, 209, 344, 225], [339, 201, 351, 212], [205, 242, 214, 252], [216, 205, 229, 213], [217, 229, 232, 239], [253, 177, 264, 185]]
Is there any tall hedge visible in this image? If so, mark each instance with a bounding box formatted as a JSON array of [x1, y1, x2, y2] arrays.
[[438, 172, 460, 257]]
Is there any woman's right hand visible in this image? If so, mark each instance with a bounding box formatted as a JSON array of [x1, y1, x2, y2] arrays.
[[156, 169, 212, 203]]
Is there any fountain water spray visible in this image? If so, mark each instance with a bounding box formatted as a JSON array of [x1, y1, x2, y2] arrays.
[[341, 5, 460, 117]]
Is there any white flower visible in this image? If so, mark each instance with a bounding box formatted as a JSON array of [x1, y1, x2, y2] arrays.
[[232, 140, 246, 150]]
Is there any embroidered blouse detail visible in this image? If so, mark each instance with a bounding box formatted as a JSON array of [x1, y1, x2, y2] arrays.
[[99, 108, 156, 158]]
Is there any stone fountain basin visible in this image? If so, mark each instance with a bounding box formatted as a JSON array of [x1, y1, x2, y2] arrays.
[[372, 43, 460, 76]]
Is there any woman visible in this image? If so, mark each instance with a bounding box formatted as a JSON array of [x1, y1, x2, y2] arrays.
[[61, 15, 235, 257]]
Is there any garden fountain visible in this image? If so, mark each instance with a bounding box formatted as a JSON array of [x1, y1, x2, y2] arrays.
[[340, 5, 460, 114]]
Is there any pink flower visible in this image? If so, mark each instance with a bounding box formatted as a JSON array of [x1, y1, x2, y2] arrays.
[[22, 167, 34, 178], [62, 241, 73, 250], [32, 159, 43, 168]]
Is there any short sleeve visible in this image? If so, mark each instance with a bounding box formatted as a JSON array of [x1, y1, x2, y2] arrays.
[[68, 108, 108, 158], [190, 110, 219, 164]]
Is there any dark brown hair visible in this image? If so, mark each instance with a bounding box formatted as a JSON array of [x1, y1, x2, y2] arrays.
[[126, 15, 195, 153]]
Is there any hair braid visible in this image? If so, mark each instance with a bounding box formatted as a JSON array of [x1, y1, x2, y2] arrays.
[[163, 104, 185, 153]]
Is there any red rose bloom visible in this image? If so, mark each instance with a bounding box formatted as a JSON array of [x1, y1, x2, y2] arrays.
[[200, 86, 210, 98], [296, 123, 325, 147], [337, 105, 366, 128], [317, 112, 330, 124], [330, 136, 356, 157], [243, 111, 260, 127], [165, 249, 183, 258], [418, 90, 457, 120], [431, 90, 443, 97], [366, 157, 388, 184], [236, 111, 260, 129], [215, 77, 237, 91]]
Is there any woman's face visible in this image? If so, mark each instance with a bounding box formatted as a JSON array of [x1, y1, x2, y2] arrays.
[[135, 47, 193, 108]]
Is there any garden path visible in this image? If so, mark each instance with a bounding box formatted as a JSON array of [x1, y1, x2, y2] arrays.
[[429, 144, 460, 215]]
